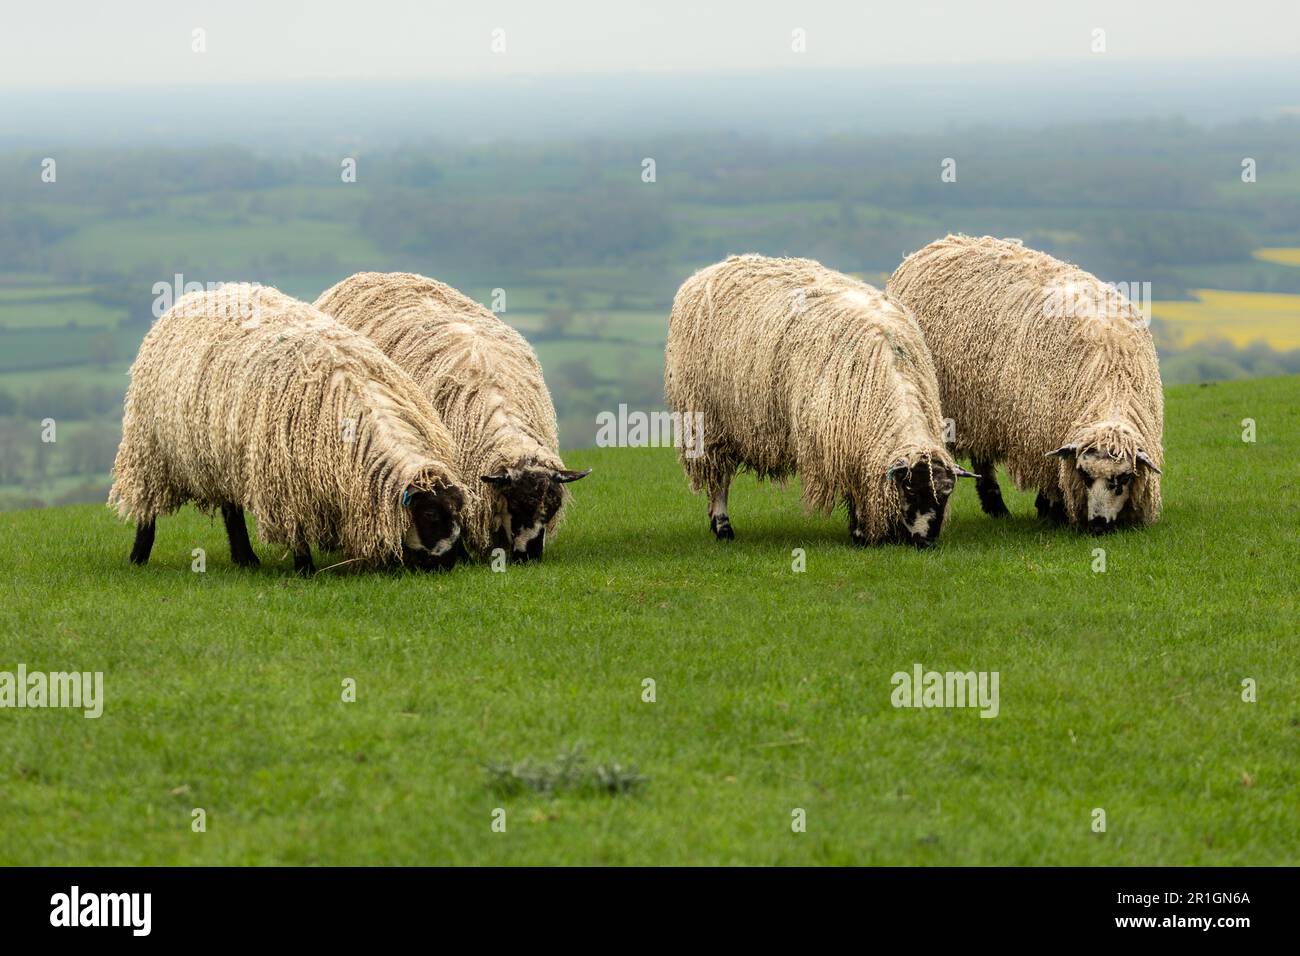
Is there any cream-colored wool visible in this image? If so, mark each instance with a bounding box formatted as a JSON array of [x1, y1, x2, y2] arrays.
[[109, 284, 468, 564], [665, 254, 957, 542], [888, 235, 1164, 525], [314, 272, 567, 555]]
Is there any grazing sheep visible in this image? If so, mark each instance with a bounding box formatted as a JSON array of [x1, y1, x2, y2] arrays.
[[888, 235, 1163, 531], [664, 254, 974, 548], [314, 272, 588, 561], [109, 284, 471, 575]]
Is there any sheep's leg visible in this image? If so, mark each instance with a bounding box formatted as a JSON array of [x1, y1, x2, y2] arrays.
[[293, 542, 315, 577], [707, 471, 735, 541], [684, 438, 736, 541], [221, 503, 259, 567], [708, 481, 734, 540], [972, 457, 1009, 518], [129, 519, 156, 565], [1035, 490, 1068, 524], [846, 495, 868, 546]]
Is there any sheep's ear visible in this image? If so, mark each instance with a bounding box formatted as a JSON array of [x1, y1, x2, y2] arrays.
[[480, 472, 512, 486], [403, 485, 450, 506], [952, 465, 979, 479], [552, 468, 592, 484], [1045, 444, 1079, 459], [886, 460, 909, 481], [1136, 450, 1162, 475]]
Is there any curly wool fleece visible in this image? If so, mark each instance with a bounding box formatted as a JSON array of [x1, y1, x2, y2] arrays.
[[315, 272, 570, 556], [888, 234, 1164, 525], [665, 254, 957, 542], [109, 283, 468, 564]]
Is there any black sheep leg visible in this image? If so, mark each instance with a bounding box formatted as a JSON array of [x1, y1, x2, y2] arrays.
[[847, 496, 868, 546], [221, 503, 259, 567], [971, 457, 1010, 518], [1035, 490, 1069, 524], [293, 543, 316, 577], [129, 519, 156, 565]]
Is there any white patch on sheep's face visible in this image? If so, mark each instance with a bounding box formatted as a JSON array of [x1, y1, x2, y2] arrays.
[[1076, 452, 1134, 531], [404, 521, 461, 557], [1086, 480, 1127, 522], [513, 520, 545, 552], [905, 510, 936, 538], [430, 522, 461, 557]]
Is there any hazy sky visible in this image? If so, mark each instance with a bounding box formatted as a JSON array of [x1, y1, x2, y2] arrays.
[[2, 0, 1299, 90]]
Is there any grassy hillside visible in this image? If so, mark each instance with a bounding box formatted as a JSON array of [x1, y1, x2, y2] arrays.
[[1, 377, 1296, 865]]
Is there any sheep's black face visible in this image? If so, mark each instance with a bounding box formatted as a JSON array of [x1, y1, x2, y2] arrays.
[[482, 465, 590, 562], [889, 461, 957, 549], [402, 486, 466, 571]]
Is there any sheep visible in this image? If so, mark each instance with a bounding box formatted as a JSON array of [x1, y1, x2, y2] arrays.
[[314, 272, 588, 562], [108, 283, 471, 576], [664, 254, 974, 548], [887, 235, 1164, 532]]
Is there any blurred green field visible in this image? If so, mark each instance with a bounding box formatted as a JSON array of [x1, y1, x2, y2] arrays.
[[1, 376, 1295, 865], [0, 285, 97, 303], [0, 298, 126, 330], [51, 215, 383, 274]]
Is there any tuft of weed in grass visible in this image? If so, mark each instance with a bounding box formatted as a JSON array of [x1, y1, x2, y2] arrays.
[[484, 745, 647, 797]]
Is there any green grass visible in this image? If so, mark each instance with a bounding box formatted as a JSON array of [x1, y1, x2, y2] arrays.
[[1, 377, 1296, 865]]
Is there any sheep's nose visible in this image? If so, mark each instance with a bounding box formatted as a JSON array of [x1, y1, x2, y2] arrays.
[[1089, 517, 1115, 534]]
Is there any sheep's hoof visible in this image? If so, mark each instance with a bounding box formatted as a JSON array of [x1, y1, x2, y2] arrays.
[[984, 500, 1011, 518], [234, 553, 260, 568], [711, 516, 734, 541]]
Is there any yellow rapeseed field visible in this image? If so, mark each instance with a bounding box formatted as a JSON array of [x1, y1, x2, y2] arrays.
[[1153, 289, 1300, 350], [1253, 247, 1300, 267]]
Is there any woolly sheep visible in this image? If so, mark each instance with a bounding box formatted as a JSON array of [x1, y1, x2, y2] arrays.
[[664, 254, 974, 548], [109, 284, 471, 575], [887, 235, 1163, 531], [314, 272, 589, 562]]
